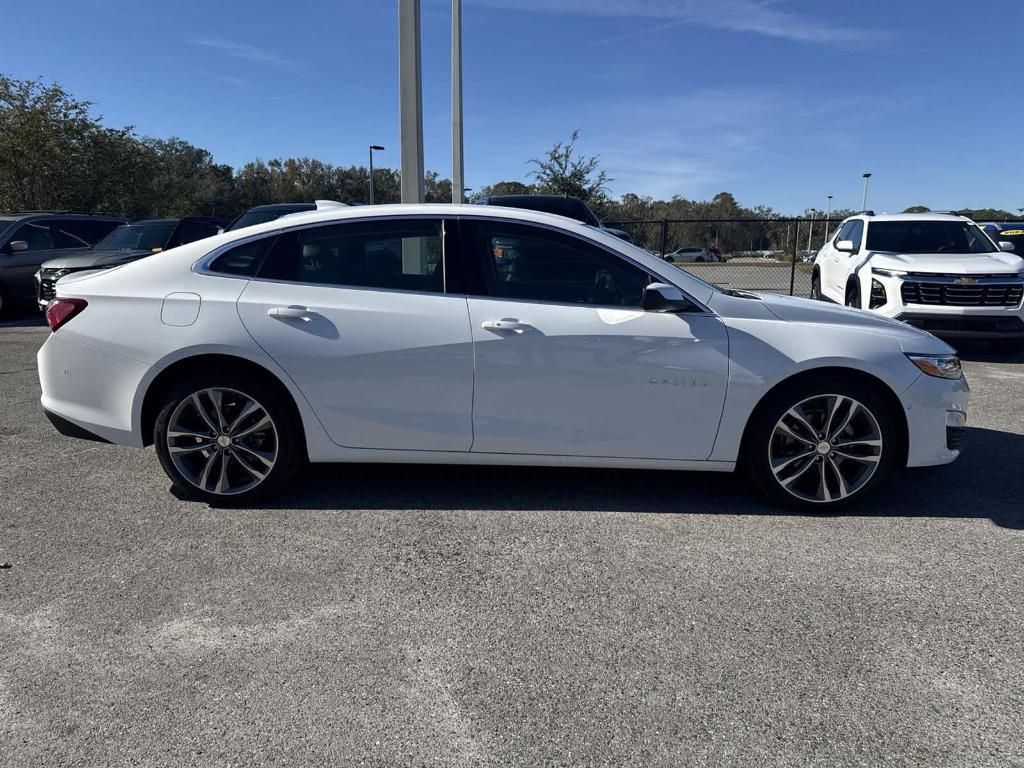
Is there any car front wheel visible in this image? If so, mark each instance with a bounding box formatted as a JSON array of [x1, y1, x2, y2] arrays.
[[744, 376, 897, 507], [154, 372, 301, 505], [845, 282, 861, 309], [811, 273, 822, 300]]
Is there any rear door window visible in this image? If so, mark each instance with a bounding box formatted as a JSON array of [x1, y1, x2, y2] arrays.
[[257, 219, 446, 294]]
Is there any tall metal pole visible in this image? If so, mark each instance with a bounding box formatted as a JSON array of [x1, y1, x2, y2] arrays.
[[824, 194, 832, 244], [807, 210, 815, 251], [399, 0, 425, 204], [861, 173, 872, 211], [368, 147, 375, 205], [451, 0, 464, 204], [368, 145, 385, 204]]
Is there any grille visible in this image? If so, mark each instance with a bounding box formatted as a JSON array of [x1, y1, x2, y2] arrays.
[[946, 426, 966, 451], [900, 279, 1023, 307], [38, 278, 58, 302], [38, 268, 78, 303]]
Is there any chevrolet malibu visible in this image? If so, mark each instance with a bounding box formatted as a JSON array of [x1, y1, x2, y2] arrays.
[[37, 204, 968, 507]]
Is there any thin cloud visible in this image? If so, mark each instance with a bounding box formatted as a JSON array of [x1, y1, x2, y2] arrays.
[[469, 0, 874, 44], [188, 37, 296, 68]]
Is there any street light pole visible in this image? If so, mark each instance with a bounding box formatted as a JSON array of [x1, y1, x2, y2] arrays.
[[807, 210, 816, 251], [451, 0, 464, 204], [368, 145, 384, 204], [861, 173, 872, 211], [824, 194, 833, 245]]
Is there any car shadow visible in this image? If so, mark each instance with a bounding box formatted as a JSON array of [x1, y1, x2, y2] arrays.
[[245, 426, 1024, 530], [0, 307, 45, 328], [952, 339, 1024, 364]]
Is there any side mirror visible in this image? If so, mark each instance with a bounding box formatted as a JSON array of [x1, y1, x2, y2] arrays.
[[8, 240, 29, 253], [998, 240, 1016, 252], [643, 282, 692, 312], [835, 240, 856, 253]]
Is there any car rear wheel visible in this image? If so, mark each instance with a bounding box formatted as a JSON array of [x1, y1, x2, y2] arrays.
[[743, 376, 897, 508], [153, 372, 301, 506]]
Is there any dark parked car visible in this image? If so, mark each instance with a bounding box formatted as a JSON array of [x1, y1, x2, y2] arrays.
[[36, 216, 224, 308], [225, 203, 318, 232], [476, 195, 634, 243], [0, 212, 124, 315]]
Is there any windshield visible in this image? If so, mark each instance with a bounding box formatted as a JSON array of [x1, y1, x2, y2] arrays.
[[865, 220, 996, 254], [95, 222, 176, 251]]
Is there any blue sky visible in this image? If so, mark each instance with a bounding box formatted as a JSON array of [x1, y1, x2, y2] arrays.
[[4, 0, 1022, 214]]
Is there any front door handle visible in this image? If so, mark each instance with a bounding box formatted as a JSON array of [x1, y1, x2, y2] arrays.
[[268, 306, 321, 322], [481, 318, 533, 333]]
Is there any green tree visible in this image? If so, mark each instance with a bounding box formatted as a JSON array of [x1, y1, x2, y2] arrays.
[[473, 180, 535, 200], [529, 130, 610, 206]]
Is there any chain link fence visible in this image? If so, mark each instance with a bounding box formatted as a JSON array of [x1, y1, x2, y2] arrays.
[[606, 217, 835, 298]]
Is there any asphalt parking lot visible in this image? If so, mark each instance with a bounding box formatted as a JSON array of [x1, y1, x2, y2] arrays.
[[1, 312, 1022, 767]]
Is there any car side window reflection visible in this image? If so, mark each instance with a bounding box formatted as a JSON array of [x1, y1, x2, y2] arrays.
[[7, 222, 54, 252], [258, 219, 445, 294], [468, 221, 650, 307]]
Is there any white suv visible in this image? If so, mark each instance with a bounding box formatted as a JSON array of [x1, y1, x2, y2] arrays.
[[812, 212, 1024, 345]]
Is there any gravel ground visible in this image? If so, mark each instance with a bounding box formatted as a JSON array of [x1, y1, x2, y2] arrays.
[[1, 315, 1022, 768]]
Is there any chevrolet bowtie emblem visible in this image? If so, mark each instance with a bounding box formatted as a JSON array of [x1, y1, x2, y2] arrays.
[[954, 277, 978, 285]]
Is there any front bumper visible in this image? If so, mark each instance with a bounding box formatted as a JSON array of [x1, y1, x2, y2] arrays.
[[902, 369, 970, 468], [867, 271, 1024, 339]]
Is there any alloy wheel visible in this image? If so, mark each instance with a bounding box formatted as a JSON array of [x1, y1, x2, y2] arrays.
[[166, 387, 278, 496], [768, 394, 883, 504]]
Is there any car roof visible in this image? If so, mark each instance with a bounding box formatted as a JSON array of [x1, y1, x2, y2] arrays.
[[123, 216, 226, 225], [0, 211, 123, 222], [848, 213, 972, 222], [243, 203, 317, 212]]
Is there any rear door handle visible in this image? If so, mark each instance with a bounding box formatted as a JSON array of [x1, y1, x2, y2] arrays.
[[268, 306, 321, 322], [481, 318, 532, 333]]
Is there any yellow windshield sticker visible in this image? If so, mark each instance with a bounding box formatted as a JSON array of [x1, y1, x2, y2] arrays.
[[998, 229, 1024, 236]]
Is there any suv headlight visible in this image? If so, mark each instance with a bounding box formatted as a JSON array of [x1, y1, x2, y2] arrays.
[[907, 354, 962, 379], [872, 267, 906, 277]]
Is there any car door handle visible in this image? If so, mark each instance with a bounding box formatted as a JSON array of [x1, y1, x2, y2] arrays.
[[268, 306, 320, 322], [481, 318, 532, 333]]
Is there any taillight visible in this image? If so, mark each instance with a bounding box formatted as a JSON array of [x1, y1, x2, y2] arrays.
[[46, 298, 88, 332]]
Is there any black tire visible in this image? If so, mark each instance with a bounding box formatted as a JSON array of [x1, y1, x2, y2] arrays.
[[811, 272, 822, 301], [742, 374, 898, 509], [153, 369, 302, 506], [845, 281, 861, 309]]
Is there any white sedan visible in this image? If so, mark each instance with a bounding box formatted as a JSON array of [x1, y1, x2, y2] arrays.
[[38, 204, 968, 507]]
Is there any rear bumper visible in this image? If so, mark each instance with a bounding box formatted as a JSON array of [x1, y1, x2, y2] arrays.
[[37, 332, 148, 447], [43, 408, 111, 443]]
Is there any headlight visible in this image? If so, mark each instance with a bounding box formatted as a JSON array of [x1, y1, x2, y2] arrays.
[[872, 267, 906, 277], [907, 354, 962, 380], [870, 279, 887, 309]]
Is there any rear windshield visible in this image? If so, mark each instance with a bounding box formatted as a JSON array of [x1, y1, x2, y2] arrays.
[[95, 222, 176, 251], [865, 221, 996, 254], [229, 206, 314, 231]]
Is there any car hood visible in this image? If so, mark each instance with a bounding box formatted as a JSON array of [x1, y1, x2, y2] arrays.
[[868, 250, 1024, 275], [42, 248, 155, 270], [753, 292, 954, 353]]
